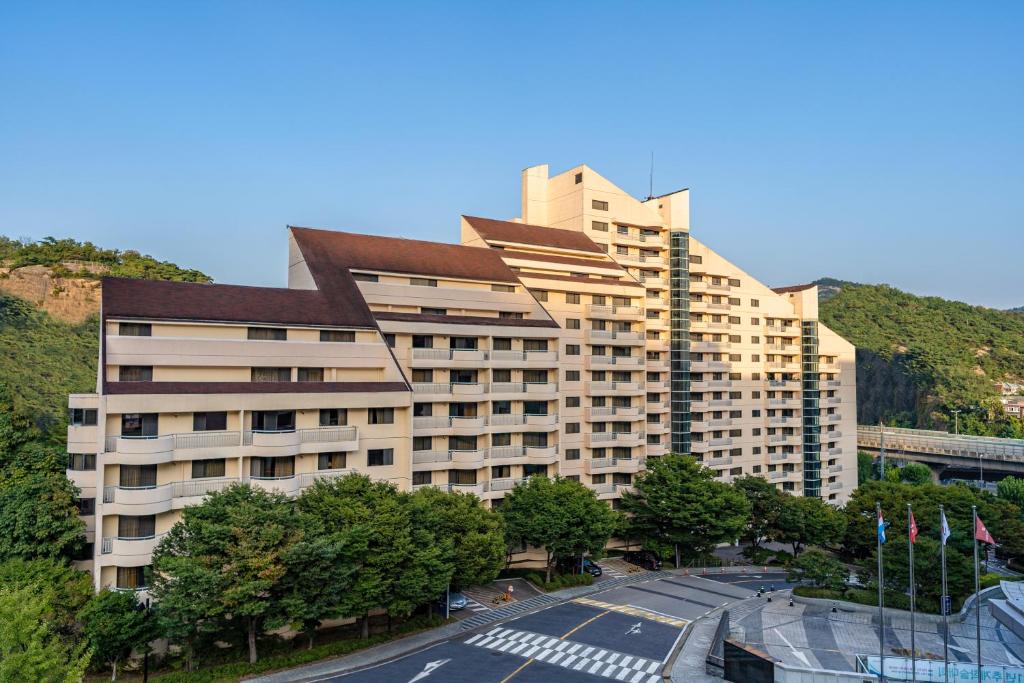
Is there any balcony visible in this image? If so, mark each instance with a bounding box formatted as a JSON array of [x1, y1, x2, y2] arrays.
[[103, 477, 241, 515], [645, 339, 669, 352], [691, 379, 730, 390], [585, 355, 643, 370], [691, 341, 728, 353], [691, 299, 731, 312], [768, 380, 801, 389], [584, 329, 645, 345], [413, 415, 487, 434], [826, 413, 842, 422], [489, 382, 558, 398], [691, 360, 730, 372], [821, 379, 841, 389], [769, 434, 800, 444], [244, 426, 360, 455], [819, 363, 841, 373], [706, 454, 734, 467], [410, 348, 487, 366], [827, 446, 843, 456], [586, 381, 643, 395], [584, 406, 643, 421], [586, 456, 645, 475], [768, 416, 800, 427], [766, 344, 801, 354], [412, 382, 488, 397], [593, 483, 634, 499], [487, 413, 559, 431], [585, 431, 645, 448], [639, 275, 668, 288], [585, 304, 644, 321], [489, 350, 559, 367], [767, 398, 801, 408], [829, 481, 844, 491], [769, 452, 797, 462], [828, 464, 844, 474], [646, 421, 669, 434], [769, 470, 796, 481], [646, 442, 668, 457], [823, 430, 843, 440], [767, 362, 801, 372], [646, 381, 670, 391], [823, 397, 842, 406], [99, 533, 166, 566]]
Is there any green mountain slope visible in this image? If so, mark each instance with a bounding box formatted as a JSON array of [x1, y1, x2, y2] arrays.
[[1, 236, 211, 441], [815, 280, 1024, 437]]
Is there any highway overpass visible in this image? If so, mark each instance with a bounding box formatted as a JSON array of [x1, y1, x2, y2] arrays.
[[857, 425, 1024, 481]]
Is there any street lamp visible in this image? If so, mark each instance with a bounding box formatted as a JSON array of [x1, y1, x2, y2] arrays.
[[951, 409, 961, 436]]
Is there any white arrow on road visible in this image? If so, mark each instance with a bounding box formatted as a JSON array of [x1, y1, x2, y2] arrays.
[[627, 622, 642, 635], [408, 658, 451, 683]]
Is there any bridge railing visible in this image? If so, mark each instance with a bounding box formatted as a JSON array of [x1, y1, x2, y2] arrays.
[[857, 425, 1024, 461]]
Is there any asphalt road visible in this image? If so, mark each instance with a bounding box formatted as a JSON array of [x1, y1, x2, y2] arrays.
[[325, 572, 758, 683]]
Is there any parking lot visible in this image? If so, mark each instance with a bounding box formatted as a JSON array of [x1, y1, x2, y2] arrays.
[[326, 571, 759, 682]]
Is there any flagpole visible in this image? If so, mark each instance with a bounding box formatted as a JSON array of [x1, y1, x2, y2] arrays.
[[877, 500, 885, 682], [908, 503, 916, 683], [940, 504, 949, 683], [973, 504, 981, 681]]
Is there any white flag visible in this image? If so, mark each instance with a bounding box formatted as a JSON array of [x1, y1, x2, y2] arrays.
[[940, 509, 951, 546]]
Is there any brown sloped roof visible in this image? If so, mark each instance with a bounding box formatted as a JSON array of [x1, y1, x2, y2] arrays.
[[772, 284, 817, 294], [374, 311, 559, 328], [105, 381, 409, 394], [101, 277, 375, 328], [463, 215, 605, 254], [290, 226, 520, 284]]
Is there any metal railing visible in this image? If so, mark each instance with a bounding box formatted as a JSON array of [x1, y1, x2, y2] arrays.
[[857, 425, 1024, 461]]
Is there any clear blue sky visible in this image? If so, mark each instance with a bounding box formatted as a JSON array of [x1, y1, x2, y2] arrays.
[[1, 2, 1021, 308]]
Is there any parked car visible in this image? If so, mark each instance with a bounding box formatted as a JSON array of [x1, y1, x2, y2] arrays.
[[557, 556, 603, 576], [437, 591, 469, 612], [581, 559, 603, 577], [623, 550, 662, 571]]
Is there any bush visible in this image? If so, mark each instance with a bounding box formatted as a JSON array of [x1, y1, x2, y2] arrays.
[[792, 586, 959, 615], [523, 572, 593, 592]]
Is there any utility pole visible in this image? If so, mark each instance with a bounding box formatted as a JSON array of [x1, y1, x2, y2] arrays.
[[951, 409, 960, 436]]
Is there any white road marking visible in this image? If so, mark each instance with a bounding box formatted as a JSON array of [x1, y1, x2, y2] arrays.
[[407, 658, 451, 683], [773, 628, 811, 667]]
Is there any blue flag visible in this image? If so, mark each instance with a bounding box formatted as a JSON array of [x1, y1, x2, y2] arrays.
[[877, 510, 886, 544]]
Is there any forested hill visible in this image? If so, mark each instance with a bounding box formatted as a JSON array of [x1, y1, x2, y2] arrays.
[[0, 236, 211, 440], [815, 279, 1024, 437]]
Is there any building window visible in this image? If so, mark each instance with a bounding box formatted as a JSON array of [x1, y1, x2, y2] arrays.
[[368, 449, 394, 466], [69, 408, 98, 426], [689, 254, 703, 264], [566, 423, 580, 434], [297, 367, 324, 382], [121, 413, 157, 438], [751, 299, 760, 307], [575, 172, 583, 184], [252, 367, 291, 382], [368, 408, 394, 425], [320, 330, 355, 342], [524, 339, 549, 352], [75, 497, 96, 516], [421, 307, 447, 315], [319, 408, 347, 426], [592, 199, 609, 211], [384, 333, 396, 347], [523, 432, 548, 448], [118, 366, 153, 382], [251, 410, 295, 432], [492, 432, 512, 447], [193, 412, 227, 431], [116, 566, 148, 590], [318, 452, 347, 470], [492, 284, 515, 293], [119, 464, 157, 488], [248, 327, 287, 341], [565, 370, 581, 382], [728, 278, 741, 287], [565, 448, 580, 461], [592, 221, 609, 232], [412, 471, 431, 485], [118, 322, 151, 337], [450, 336, 478, 350], [499, 311, 525, 319], [532, 290, 549, 302], [566, 292, 580, 304], [566, 319, 580, 330], [566, 344, 580, 355], [565, 396, 580, 407], [413, 436, 432, 451], [493, 337, 512, 351], [250, 456, 294, 479], [67, 453, 96, 471], [410, 277, 438, 287], [192, 458, 226, 479], [351, 272, 378, 282]]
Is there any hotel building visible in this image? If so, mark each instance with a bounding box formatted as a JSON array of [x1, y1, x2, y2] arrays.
[[67, 164, 857, 590]]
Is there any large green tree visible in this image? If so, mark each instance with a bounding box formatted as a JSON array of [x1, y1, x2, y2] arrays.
[[0, 558, 92, 638], [733, 475, 783, 550], [151, 484, 299, 665], [861, 535, 974, 610], [786, 548, 847, 591], [775, 494, 847, 557], [997, 476, 1024, 512], [620, 454, 749, 566], [501, 476, 618, 582], [899, 462, 933, 486], [0, 584, 90, 683], [79, 589, 156, 680]]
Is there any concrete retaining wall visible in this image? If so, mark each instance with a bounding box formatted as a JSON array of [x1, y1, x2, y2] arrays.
[[792, 584, 1003, 624]]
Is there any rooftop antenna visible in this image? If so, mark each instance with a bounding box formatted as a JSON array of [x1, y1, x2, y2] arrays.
[[647, 151, 654, 200]]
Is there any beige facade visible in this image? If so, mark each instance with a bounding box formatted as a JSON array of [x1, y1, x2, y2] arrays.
[[68, 163, 857, 591]]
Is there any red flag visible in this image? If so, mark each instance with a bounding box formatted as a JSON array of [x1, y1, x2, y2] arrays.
[[909, 510, 918, 544], [975, 515, 996, 545]]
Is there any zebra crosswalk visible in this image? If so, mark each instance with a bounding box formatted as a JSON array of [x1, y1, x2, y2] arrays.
[[463, 597, 490, 613], [464, 626, 663, 683]]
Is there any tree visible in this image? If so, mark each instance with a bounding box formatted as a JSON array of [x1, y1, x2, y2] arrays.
[[151, 484, 299, 666], [997, 476, 1024, 512], [786, 548, 847, 591], [733, 475, 783, 551], [775, 494, 846, 557], [899, 462, 932, 486], [0, 557, 92, 637], [501, 476, 617, 583], [620, 454, 750, 566], [857, 451, 874, 485], [79, 589, 156, 680], [0, 584, 90, 682], [861, 536, 973, 609], [406, 486, 505, 590], [0, 443, 84, 562]]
